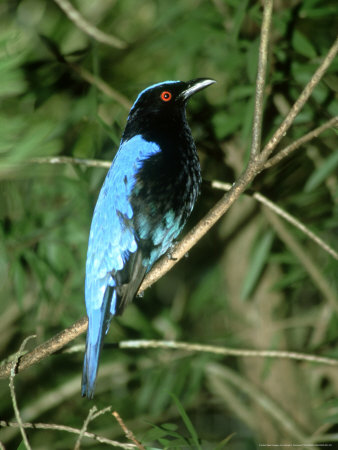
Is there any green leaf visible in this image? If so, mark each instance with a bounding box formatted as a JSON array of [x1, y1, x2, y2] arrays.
[[292, 30, 317, 59], [212, 110, 243, 140], [241, 230, 274, 300], [142, 423, 171, 443], [231, 0, 249, 43], [304, 151, 338, 192], [304, 150, 338, 192], [170, 394, 202, 450], [214, 432, 236, 449]]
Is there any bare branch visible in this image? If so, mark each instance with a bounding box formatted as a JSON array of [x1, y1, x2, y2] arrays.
[[69, 63, 132, 110], [0, 319, 87, 378], [260, 34, 338, 163], [53, 0, 127, 49], [3, 334, 337, 383], [112, 412, 145, 450], [118, 339, 338, 366], [263, 207, 338, 311], [9, 336, 36, 450], [211, 180, 338, 260], [29, 156, 111, 169], [250, 0, 273, 160], [263, 116, 338, 169], [74, 406, 97, 450], [0, 420, 137, 449]]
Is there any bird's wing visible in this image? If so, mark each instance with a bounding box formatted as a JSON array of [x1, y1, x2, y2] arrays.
[[85, 135, 162, 314], [82, 136, 162, 397]]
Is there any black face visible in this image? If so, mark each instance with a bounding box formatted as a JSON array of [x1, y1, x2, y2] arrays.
[[129, 82, 188, 118], [123, 78, 215, 142]]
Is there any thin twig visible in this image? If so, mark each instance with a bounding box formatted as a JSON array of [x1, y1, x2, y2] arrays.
[[63, 340, 338, 367], [69, 63, 132, 110], [263, 116, 338, 169], [29, 156, 111, 169], [259, 34, 338, 163], [118, 339, 338, 366], [250, 0, 273, 160], [0, 420, 137, 449], [112, 412, 145, 450], [9, 335, 37, 450], [0, 318, 87, 378], [211, 180, 338, 260], [53, 0, 127, 49], [74, 406, 112, 449], [74, 406, 97, 450], [92, 406, 113, 420], [263, 207, 338, 311], [75, 405, 113, 449], [2, 329, 337, 383]]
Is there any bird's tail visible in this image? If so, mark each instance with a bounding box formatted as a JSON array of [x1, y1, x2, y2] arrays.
[[81, 286, 114, 399]]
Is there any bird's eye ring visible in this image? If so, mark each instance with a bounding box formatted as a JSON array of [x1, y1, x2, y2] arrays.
[[160, 91, 172, 102]]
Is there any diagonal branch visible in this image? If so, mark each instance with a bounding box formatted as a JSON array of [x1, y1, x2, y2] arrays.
[[259, 34, 338, 163], [263, 116, 338, 169], [263, 207, 338, 311], [53, 0, 127, 49], [69, 63, 132, 110], [0, 319, 87, 378], [211, 180, 338, 260]]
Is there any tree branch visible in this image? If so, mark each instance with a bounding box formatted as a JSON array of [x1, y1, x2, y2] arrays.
[[0, 420, 137, 449], [0, 319, 87, 378], [53, 0, 127, 49], [117, 340, 338, 366], [68, 63, 132, 110], [112, 411, 145, 450], [263, 207, 338, 310], [259, 34, 338, 163], [9, 336, 36, 450], [29, 156, 112, 169], [250, 0, 273, 160], [211, 180, 338, 260], [263, 116, 338, 169]]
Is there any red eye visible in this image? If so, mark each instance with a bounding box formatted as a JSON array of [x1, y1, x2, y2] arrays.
[[160, 91, 172, 102]]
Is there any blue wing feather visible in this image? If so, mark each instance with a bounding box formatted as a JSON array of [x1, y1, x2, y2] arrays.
[[82, 135, 161, 398]]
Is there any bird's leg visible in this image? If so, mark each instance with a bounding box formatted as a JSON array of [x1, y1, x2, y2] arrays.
[[166, 242, 178, 261]]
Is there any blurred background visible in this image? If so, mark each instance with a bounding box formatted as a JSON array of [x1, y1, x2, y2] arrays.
[[0, 0, 337, 448]]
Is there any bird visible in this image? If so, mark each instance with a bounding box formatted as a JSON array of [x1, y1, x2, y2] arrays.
[[82, 78, 215, 398]]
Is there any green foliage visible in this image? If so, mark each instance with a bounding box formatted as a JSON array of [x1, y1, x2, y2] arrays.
[[0, 0, 337, 448], [241, 229, 275, 300]]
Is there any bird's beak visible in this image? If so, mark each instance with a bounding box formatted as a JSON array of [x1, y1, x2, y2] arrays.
[[178, 78, 216, 101]]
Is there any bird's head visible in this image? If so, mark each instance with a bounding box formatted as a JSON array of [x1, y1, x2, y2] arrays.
[[123, 78, 215, 141]]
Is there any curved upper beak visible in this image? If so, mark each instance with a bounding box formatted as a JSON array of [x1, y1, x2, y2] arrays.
[[178, 78, 216, 101]]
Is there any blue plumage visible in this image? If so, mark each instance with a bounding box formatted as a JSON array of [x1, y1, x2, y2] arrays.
[[82, 78, 215, 398]]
